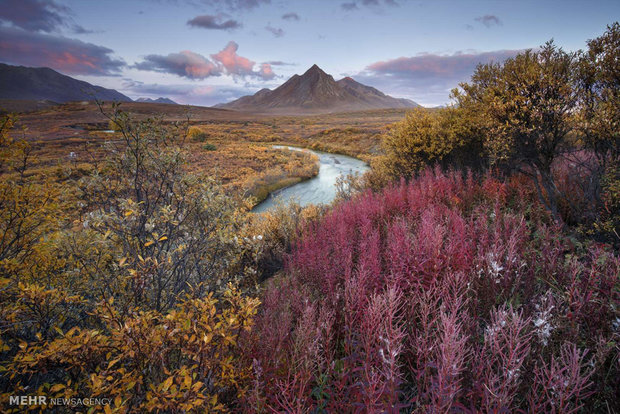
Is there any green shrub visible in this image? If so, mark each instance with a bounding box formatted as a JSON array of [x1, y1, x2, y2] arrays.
[[203, 143, 217, 151]]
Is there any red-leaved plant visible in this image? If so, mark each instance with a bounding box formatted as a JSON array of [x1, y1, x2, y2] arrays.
[[242, 168, 619, 412]]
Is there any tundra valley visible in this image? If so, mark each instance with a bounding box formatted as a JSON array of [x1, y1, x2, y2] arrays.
[[0, 1, 619, 412]]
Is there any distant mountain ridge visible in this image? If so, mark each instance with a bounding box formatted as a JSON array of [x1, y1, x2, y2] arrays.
[[217, 64, 419, 114], [0, 63, 132, 103], [136, 97, 178, 104]]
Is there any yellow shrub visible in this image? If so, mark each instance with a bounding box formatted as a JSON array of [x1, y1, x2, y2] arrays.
[[187, 126, 208, 142], [5, 285, 259, 413]]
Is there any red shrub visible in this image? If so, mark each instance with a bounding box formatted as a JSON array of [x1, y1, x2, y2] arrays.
[[529, 342, 595, 414], [242, 169, 619, 412]]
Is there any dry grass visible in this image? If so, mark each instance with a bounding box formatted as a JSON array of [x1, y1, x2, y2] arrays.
[[6, 101, 409, 203]]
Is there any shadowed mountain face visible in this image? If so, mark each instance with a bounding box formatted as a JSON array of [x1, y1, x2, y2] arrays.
[[0, 63, 132, 103], [217, 64, 419, 114], [136, 97, 178, 104]]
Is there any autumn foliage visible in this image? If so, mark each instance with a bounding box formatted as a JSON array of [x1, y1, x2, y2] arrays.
[[245, 169, 619, 412], [0, 109, 262, 412], [0, 23, 619, 414]]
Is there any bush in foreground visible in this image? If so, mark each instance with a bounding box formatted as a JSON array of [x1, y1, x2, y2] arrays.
[[245, 168, 619, 412], [0, 110, 262, 412]]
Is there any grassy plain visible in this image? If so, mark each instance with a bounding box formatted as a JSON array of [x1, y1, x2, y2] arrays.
[[3, 100, 407, 204]]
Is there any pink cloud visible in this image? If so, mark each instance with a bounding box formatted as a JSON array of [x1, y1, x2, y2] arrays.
[[257, 63, 275, 80], [135, 41, 277, 80], [178, 51, 220, 78], [0, 26, 124, 75], [211, 41, 255, 76]]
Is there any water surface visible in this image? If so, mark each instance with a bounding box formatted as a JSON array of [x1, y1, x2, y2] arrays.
[[253, 146, 369, 212]]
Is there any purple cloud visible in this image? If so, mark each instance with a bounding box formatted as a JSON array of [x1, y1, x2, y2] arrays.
[[159, 0, 270, 11], [282, 12, 300, 21], [341, 0, 398, 11], [266, 60, 295, 66], [265, 24, 284, 37], [366, 50, 519, 79], [134, 50, 221, 79], [208, 0, 270, 9], [0, 0, 92, 34], [187, 14, 242, 30], [475, 15, 502, 28], [0, 26, 124, 75], [356, 49, 523, 106]]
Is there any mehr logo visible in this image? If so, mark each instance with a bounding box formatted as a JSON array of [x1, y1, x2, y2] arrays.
[[9, 395, 112, 407], [9, 395, 47, 406]]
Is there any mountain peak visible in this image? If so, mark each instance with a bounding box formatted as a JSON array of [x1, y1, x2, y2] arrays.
[[304, 64, 327, 76], [218, 65, 419, 114], [136, 97, 177, 104]]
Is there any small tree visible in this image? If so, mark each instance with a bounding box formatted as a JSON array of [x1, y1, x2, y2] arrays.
[[73, 103, 245, 313], [573, 23, 620, 245], [577, 22, 620, 165], [454, 42, 578, 221], [370, 107, 485, 186]]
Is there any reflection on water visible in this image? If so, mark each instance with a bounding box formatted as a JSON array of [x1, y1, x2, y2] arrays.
[[252, 146, 369, 213]]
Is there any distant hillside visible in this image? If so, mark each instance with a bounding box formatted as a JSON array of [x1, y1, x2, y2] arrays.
[[136, 97, 177, 104], [217, 64, 419, 114], [0, 63, 132, 103]]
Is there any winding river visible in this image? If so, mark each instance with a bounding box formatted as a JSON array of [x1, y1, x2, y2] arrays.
[[252, 146, 369, 213]]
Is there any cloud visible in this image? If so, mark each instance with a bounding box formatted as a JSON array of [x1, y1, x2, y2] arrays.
[[205, 0, 269, 10], [265, 25, 284, 37], [475, 15, 502, 28], [134, 51, 221, 79], [187, 14, 242, 30], [266, 60, 295, 66], [257, 63, 274, 80], [282, 12, 300, 21], [357, 49, 522, 106], [211, 41, 275, 79], [0, 0, 67, 32], [154, 0, 269, 11], [365, 50, 519, 80], [71, 25, 96, 34], [0, 0, 93, 34], [211, 41, 254, 75], [134, 41, 276, 80], [341, 0, 398, 11], [0, 26, 125, 75]]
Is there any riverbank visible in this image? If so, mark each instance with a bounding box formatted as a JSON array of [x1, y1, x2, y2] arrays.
[[244, 146, 320, 207], [252, 146, 369, 213], [250, 174, 314, 206]]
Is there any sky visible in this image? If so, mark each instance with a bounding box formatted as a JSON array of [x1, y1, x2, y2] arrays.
[[0, 0, 618, 107]]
